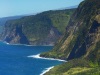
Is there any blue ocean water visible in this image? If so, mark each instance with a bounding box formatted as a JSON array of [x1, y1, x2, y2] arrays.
[[0, 42, 64, 75]]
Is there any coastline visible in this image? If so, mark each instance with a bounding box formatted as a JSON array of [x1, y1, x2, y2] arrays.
[[40, 66, 54, 75], [27, 54, 67, 75], [28, 54, 67, 75], [2, 41, 67, 75], [1, 41, 54, 47], [27, 54, 67, 62]]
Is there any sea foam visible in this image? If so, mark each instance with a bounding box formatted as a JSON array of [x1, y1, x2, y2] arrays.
[[27, 54, 67, 62], [40, 66, 54, 75], [27, 54, 66, 75]]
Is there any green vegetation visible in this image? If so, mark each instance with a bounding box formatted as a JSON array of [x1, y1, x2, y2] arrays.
[[41, 0, 100, 74], [1, 9, 75, 45]]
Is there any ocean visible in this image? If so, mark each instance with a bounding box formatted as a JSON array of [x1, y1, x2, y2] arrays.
[[0, 42, 64, 75]]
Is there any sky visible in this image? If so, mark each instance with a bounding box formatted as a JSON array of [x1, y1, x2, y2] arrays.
[[0, 0, 83, 18]]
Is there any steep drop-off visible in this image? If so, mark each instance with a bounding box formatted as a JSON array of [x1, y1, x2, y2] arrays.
[[1, 9, 75, 45], [41, 0, 100, 75], [0, 16, 23, 34]]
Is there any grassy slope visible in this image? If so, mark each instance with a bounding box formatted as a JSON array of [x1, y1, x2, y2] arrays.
[[41, 0, 100, 59], [42, 0, 100, 75], [3, 9, 75, 43], [45, 41, 100, 75]]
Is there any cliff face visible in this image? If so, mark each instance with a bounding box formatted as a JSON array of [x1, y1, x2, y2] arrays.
[[0, 16, 23, 34], [1, 9, 75, 45], [41, 0, 100, 74], [2, 25, 29, 44], [41, 0, 100, 60]]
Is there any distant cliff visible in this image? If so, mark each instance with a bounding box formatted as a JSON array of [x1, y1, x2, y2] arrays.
[[1, 9, 75, 45], [41, 0, 100, 75], [0, 16, 23, 33]]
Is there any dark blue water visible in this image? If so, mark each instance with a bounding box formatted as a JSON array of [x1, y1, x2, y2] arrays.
[[0, 42, 63, 75]]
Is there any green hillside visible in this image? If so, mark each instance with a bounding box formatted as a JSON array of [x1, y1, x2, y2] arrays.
[[0, 16, 23, 34], [1, 9, 75, 45], [41, 0, 100, 74]]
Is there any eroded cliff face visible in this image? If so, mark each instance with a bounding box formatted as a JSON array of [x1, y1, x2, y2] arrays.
[[1, 9, 75, 45], [28, 27, 61, 45], [1, 24, 61, 45], [41, 0, 100, 60], [42, 0, 100, 75], [2, 25, 29, 44]]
